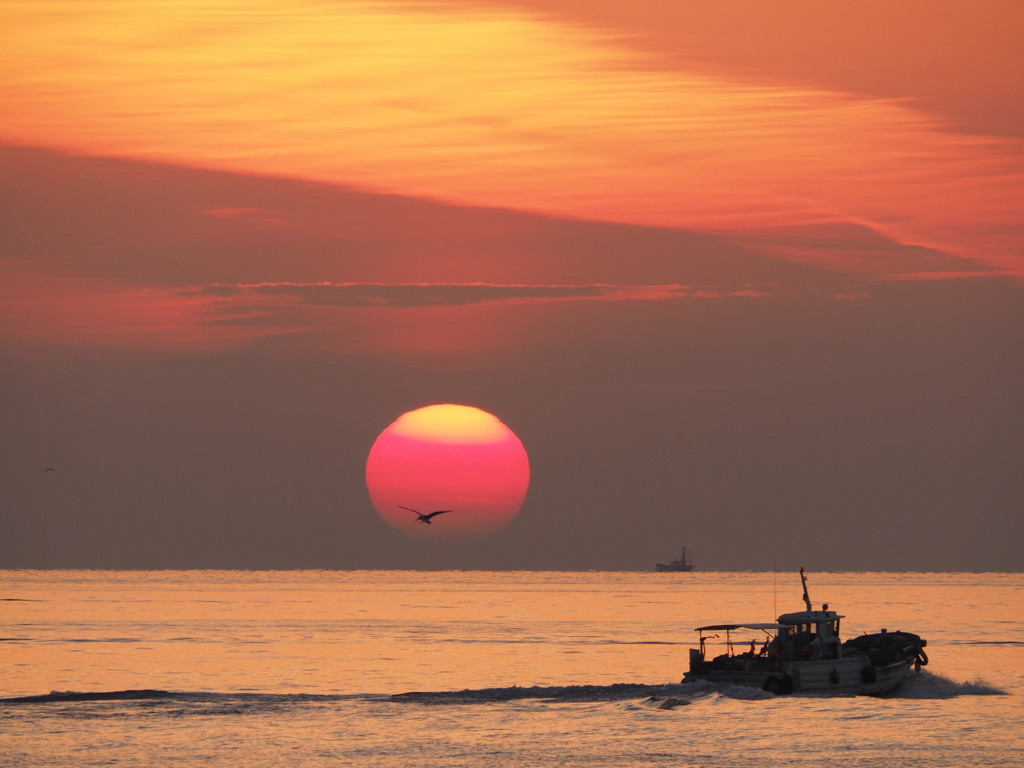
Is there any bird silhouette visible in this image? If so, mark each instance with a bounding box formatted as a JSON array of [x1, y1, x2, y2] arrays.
[[398, 506, 452, 525]]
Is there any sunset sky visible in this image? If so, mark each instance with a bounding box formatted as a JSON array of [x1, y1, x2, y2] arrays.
[[3, 0, 1022, 570]]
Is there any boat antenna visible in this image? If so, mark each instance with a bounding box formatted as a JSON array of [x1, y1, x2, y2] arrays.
[[772, 561, 777, 618], [799, 567, 812, 612]]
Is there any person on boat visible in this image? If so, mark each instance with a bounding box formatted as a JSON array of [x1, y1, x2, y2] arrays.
[[798, 635, 816, 660], [802, 634, 824, 660]]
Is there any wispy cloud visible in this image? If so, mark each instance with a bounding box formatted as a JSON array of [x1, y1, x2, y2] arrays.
[[1, 273, 766, 350], [0, 270, 285, 349], [3, 1, 1022, 277], [192, 281, 765, 309], [874, 270, 1024, 282]]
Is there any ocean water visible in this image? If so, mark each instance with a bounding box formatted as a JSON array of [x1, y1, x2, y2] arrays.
[[1, 570, 1020, 767]]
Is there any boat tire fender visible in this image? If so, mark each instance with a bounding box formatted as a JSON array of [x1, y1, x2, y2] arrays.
[[762, 674, 794, 695], [861, 666, 877, 684]]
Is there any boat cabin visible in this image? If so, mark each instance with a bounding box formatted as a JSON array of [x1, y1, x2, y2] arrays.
[[691, 606, 845, 667], [776, 606, 844, 661]]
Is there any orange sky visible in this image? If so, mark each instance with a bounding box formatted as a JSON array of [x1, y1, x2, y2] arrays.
[[3, 0, 1023, 286], [3, 1, 1022, 570]]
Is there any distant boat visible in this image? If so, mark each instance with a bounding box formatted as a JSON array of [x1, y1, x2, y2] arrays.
[[655, 547, 694, 572]]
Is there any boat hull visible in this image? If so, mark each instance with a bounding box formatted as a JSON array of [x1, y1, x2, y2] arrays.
[[684, 656, 915, 696]]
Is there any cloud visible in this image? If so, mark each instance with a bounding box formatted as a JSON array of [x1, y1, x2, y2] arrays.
[[0, 270, 769, 350], [172, 281, 767, 355], [192, 281, 756, 309], [873, 270, 1024, 282], [3, 0, 1022, 277], [0, 269, 286, 349]]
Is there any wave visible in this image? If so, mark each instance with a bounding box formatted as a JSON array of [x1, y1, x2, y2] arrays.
[[606, 640, 685, 646], [389, 680, 799, 705], [408, 638, 686, 646], [390, 682, 698, 704], [4, 672, 1004, 709], [891, 671, 1008, 698], [2, 689, 189, 704], [947, 640, 1024, 646], [389, 672, 1009, 705], [0, 689, 380, 705]]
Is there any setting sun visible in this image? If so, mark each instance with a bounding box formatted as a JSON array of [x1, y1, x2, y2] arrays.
[[365, 404, 529, 541]]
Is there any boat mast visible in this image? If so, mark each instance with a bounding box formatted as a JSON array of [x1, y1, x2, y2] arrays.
[[799, 567, 812, 611]]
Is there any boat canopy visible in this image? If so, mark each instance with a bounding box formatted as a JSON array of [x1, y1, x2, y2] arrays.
[[777, 611, 844, 624], [694, 623, 786, 632]]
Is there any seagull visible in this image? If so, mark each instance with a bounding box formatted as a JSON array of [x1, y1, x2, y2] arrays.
[[44, 468, 56, 473], [398, 506, 452, 525]]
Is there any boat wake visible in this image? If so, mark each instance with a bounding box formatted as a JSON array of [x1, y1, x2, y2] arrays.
[[390, 671, 1008, 705], [389, 682, 696, 704], [2, 671, 1004, 711], [2, 689, 190, 704], [890, 671, 1007, 698], [0, 689, 379, 707]]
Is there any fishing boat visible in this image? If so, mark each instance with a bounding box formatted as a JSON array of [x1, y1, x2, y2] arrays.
[[655, 547, 694, 572], [683, 568, 928, 695]]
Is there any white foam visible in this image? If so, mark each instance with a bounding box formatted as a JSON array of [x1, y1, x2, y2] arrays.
[[893, 670, 1007, 698]]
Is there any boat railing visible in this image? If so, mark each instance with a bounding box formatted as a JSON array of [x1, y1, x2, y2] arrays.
[[695, 624, 783, 661]]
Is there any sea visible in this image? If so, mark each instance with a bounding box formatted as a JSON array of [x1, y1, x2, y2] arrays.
[[1, 570, 1020, 767]]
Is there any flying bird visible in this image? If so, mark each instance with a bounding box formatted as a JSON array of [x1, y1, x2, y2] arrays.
[[398, 506, 452, 524], [44, 468, 56, 473]]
